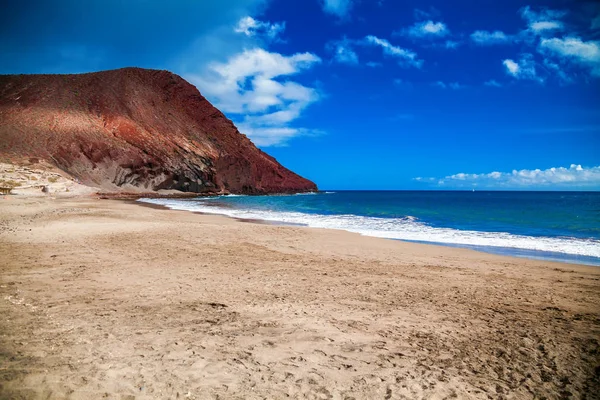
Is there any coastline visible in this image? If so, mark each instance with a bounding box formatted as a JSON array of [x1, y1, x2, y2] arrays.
[[137, 195, 600, 267], [1, 196, 599, 398]]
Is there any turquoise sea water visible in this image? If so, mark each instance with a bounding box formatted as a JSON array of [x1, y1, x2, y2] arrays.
[[141, 191, 600, 266]]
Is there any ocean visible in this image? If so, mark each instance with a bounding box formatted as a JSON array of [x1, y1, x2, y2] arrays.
[[140, 191, 600, 266]]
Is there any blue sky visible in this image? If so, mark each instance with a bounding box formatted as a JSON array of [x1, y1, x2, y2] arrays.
[[1, 0, 599, 190]]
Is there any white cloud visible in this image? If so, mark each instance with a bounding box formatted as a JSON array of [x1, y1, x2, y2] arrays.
[[234, 16, 258, 36], [175, 3, 325, 147], [497, 8, 599, 81], [234, 16, 285, 40], [415, 164, 600, 189], [327, 38, 359, 65], [540, 37, 600, 76], [467, 6, 600, 83], [529, 20, 563, 32], [321, 0, 353, 19], [472, 6, 597, 83], [364, 35, 422, 67], [503, 59, 519, 75], [470, 30, 512, 45], [189, 48, 321, 146], [520, 6, 567, 22], [235, 125, 298, 146], [520, 6, 566, 35], [503, 54, 541, 82], [407, 20, 449, 38], [235, 125, 321, 147], [327, 35, 421, 68]]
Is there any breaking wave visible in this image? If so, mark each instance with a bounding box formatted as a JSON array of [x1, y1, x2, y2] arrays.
[[139, 198, 600, 260]]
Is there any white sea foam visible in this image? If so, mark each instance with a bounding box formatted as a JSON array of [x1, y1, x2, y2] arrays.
[[139, 198, 600, 259]]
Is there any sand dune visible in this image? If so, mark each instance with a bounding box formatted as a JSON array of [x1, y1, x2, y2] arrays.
[[1, 197, 599, 399]]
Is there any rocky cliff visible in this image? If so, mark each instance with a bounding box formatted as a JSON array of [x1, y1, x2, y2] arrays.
[[0, 68, 317, 194]]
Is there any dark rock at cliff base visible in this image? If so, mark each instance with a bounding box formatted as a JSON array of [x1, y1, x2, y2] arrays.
[[0, 67, 317, 194]]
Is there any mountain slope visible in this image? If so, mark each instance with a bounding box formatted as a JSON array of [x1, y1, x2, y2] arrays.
[[0, 68, 317, 194]]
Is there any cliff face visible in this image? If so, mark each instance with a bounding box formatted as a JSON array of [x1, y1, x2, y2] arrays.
[[0, 68, 317, 194]]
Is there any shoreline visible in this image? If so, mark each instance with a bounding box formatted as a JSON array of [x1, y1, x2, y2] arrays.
[[402, 239, 600, 268], [1, 196, 599, 398], [136, 197, 600, 268]]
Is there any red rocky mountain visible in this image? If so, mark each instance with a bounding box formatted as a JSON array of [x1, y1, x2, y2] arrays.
[[0, 67, 317, 194]]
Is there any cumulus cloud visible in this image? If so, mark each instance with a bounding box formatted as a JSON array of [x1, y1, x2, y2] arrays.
[[364, 35, 422, 67], [467, 5, 598, 83], [415, 164, 600, 189], [189, 48, 321, 146], [503, 59, 519, 75], [540, 37, 600, 76], [176, 5, 325, 147], [502, 54, 541, 82], [504, 6, 598, 81], [467, 5, 600, 82], [470, 30, 512, 45], [234, 16, 285, 40], [234, 125, 322, 147], [406, 20, 450, 38], [321, 0, 353, 19]]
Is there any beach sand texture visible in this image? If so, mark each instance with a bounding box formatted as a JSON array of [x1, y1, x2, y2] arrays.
[[1, 197, 599, 399]]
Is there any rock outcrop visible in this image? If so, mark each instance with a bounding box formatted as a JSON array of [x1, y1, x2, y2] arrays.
[[0, 68, 317, 194]]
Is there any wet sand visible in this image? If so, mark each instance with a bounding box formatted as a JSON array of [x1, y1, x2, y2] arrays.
[[1, 197, 599, 399]]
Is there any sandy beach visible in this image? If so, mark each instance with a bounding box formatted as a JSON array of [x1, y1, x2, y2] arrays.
[[1, 196, 599, 399]]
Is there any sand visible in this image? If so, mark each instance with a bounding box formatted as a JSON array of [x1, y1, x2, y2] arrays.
[[0, 196, 598, 399]]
